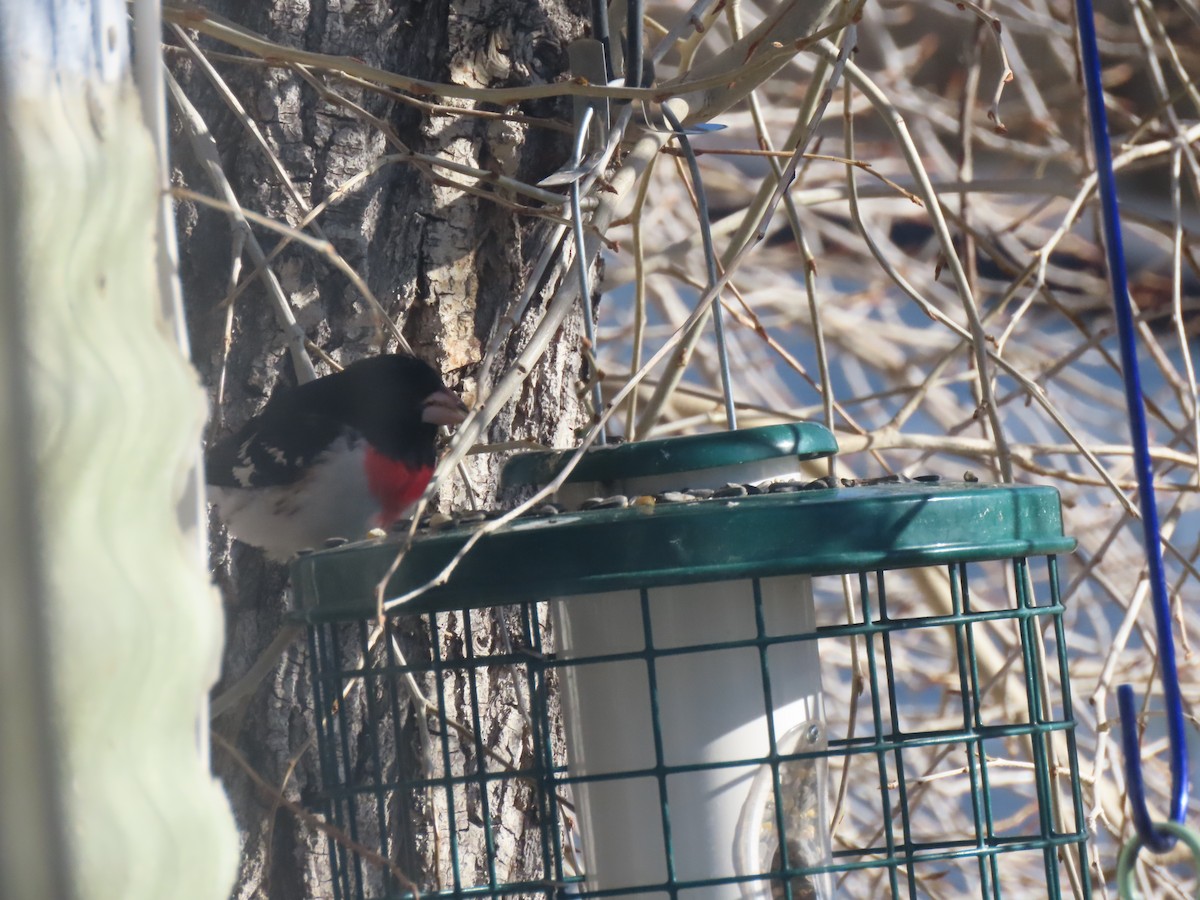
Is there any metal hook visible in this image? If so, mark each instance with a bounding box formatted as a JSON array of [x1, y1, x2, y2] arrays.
[[624, 0, 644, 91], [660, 104, 737, 432], [1117, 821, 1200, 898], [1074, 0, 1190, 855], [589, 0, 614, 82], [565, 0, 614, 444], [566, 104, 607, 445]]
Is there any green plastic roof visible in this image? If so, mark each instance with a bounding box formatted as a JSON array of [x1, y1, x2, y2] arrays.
[[291, 482, 1075, 623], [500, 422, 838, 488]]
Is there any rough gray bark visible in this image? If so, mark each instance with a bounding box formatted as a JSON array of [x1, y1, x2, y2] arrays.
[[170, 1, 589, 895]]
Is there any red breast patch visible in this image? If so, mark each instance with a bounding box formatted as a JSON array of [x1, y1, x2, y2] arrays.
[[364, 447, 434, 526]]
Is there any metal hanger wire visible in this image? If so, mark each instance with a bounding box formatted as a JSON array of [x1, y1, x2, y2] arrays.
[[1074, 0, 1191, 860]]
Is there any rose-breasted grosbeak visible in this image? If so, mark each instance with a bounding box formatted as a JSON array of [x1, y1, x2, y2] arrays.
[[206, 354, 468, 560]]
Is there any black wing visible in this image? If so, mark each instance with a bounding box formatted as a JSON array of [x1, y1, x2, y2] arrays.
[[206, 405, 353, 489]]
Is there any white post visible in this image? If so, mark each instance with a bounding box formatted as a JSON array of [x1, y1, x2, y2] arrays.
[[0, 2, 237, 898]]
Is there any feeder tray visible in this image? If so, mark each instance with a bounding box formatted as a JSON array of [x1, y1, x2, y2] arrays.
[[293, 424, 1091, 899]]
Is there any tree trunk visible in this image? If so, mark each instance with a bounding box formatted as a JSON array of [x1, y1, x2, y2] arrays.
[[170, 1, 588, 895]]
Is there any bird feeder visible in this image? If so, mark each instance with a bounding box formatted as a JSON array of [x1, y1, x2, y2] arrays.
[[293, 424, 1092, 899]]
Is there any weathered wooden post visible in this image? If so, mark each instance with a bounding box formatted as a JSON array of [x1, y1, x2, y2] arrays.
[[0, 2, 237, 897]]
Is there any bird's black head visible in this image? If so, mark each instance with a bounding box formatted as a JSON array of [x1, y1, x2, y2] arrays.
[[306, 354, 467, 466]]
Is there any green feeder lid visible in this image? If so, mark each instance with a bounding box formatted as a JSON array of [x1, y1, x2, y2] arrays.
[[291, 480, 1075, 623], [500, 422, 838, 489]]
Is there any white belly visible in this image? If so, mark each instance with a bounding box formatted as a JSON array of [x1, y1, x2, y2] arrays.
[[209, 436, 383, 561]]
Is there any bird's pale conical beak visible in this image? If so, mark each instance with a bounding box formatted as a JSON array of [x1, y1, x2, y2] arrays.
[[421, 388, 469, 426]]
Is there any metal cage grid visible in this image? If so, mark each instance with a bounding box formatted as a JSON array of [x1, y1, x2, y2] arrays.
[[305, 554, 1090, 899]]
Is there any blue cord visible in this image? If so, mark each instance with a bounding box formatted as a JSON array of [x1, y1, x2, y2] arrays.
[[1074, 0, 1189, 854]]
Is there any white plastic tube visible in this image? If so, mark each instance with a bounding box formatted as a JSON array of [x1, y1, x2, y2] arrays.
[[554, 575, 828, 897]]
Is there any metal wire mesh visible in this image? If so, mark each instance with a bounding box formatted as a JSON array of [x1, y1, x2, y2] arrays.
[[306, 556, 1090, 899]]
